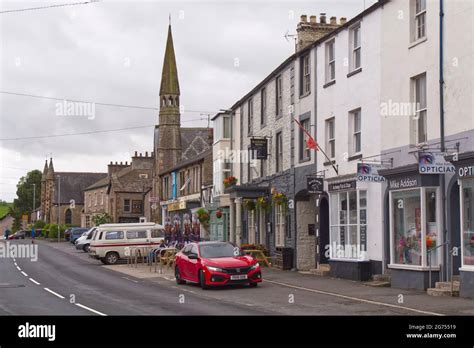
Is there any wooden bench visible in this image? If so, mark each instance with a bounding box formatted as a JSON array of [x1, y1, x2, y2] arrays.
[[243, 249, 272, 267]]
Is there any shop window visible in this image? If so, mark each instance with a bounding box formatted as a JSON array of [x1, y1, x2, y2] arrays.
[[392, 189, 422, 266], [330, 190, 367, 259], [390, 187, 439, 268], [462, 179, 474, 267]]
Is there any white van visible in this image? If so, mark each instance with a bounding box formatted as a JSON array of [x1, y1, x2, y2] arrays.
[[89, 222, 164, 265]]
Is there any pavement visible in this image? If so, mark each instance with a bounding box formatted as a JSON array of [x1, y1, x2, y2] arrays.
[[1, 238, 474, 316]]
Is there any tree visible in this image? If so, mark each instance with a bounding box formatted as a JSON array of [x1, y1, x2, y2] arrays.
[[92, 212, 112, 226], [11, 170, 42, 230]]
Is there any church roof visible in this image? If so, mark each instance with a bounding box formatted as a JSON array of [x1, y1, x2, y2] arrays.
[[52, 172, 107, 205], [159, 25, 180, 96]]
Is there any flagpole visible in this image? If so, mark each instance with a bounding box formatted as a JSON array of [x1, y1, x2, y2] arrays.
[[293, 117, 338, 175]]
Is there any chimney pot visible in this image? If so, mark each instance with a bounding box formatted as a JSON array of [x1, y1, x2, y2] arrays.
[[134, 151, 138, 157], [320, 13, 327, 24], [300, 14, 307, 23], [340, 17, 347, 25], [145, 151, 148, 157], [330, 16, 337, 25], [139, 153, 142, 157], [309, 15, 317, 24], [120, 161, 122, 165]]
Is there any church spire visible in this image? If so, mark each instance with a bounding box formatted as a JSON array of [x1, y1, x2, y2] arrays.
[[46, 158, 54, 179], [41, 160, 48, 182], [159, 24, 180, 97]]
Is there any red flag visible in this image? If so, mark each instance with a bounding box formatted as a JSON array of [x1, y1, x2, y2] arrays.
[[293, 118, 319, 151]]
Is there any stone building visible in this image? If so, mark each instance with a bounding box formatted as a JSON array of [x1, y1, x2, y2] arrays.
[[82, 152, 154, 227], [39, 158, 107, 226]]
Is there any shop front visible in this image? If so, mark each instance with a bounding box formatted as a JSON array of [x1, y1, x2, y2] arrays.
[[327, 178, 375, 281], [380, 165, 441, 290], [449, 151, 474, 298]]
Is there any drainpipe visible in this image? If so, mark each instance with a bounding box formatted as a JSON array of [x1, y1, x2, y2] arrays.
[[439, 0, 447, 281]]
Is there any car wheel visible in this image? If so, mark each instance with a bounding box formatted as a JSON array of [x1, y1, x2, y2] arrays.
[[249, 282, 258, 288], [83, 244, 90, 253], [199, 270, 209, 290], [175, 267, 186, 285], [104, 252, 119, 265]]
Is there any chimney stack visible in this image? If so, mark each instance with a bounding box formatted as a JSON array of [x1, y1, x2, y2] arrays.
[[296, 12, 343, 52], [340, 17, 347, 25]]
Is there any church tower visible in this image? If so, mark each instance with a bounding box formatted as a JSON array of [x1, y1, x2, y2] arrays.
[[155, 23, 182, 171]]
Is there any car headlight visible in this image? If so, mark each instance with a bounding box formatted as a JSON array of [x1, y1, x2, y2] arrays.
[[250, 263, 260, 270], [206, 266, 224, 272]]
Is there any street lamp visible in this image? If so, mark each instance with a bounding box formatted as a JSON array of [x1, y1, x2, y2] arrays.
[[57, 175, 61, 242], [31, 183, 36, 221]]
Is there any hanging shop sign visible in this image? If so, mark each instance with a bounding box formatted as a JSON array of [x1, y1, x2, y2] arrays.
[[418, 152, 455, 174], [328, 180, 356, 192], [357, 163, 386, 183], [458, 165, 474, 178], [168, 200, 186, 212], [250, 138, 268, 160], [307, 176, 324, 194]]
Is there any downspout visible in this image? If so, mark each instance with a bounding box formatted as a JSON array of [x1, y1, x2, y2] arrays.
[[439, 0, 447, 281]]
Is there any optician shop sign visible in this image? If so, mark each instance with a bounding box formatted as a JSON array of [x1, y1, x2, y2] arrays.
[[357, 163, 386, 183], [458, 165, 474, 178], [419, 152, 455, 174]]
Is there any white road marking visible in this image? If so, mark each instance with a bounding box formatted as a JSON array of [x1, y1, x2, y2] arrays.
[[75, 303, 107, 316], [21, 271, 28, 277], [16, 266, 21, 271], [122, 277, 139, 283], [265, 279, 444, 316], [44, 288, 65, 299], [29, 278, 40, 285]]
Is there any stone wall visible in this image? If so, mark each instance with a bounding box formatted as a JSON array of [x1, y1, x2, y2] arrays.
[[296, 197, 316, 270]]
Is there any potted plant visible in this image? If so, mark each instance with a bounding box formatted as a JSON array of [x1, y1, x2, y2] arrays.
[[223, 176, 238, 188]]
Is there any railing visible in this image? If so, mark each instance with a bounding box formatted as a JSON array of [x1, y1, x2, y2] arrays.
[[427, 241, 448, 289], [428, 242, 459, 296]]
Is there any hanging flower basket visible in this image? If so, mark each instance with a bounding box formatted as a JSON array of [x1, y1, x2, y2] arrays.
[[223, 176, 238, 188], [256, 197, 270, 211], [215, 209, 223, 219], [196, 208, 210, 224], [272, 192, 288, 206], [244, 199, 256, 211]]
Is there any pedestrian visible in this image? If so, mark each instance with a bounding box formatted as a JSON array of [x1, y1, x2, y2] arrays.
[[4, 227, 10, 240], [31, 227, 36, 244]]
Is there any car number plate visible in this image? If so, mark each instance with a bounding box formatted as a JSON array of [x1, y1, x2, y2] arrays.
[[230, 274, 248, 280]]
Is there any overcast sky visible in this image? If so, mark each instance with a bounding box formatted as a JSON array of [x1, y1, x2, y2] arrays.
[[0, 0, 375, 202]]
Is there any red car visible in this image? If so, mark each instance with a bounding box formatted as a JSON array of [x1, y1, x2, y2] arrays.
[[175, 241, 262, 289]]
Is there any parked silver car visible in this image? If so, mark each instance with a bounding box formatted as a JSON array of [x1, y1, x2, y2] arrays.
[[75, 227, 96, 252]]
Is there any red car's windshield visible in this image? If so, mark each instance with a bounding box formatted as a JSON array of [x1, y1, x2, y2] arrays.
[[199, 243, 241, 258]]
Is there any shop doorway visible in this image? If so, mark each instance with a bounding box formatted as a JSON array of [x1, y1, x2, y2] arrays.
[[319, 196, 330, 264], [449, 180, 461, 275]]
